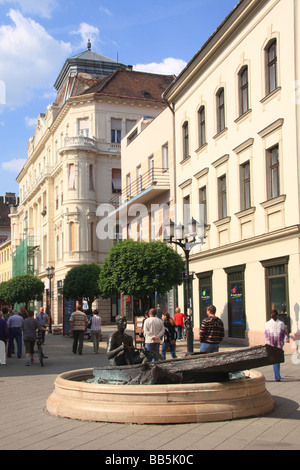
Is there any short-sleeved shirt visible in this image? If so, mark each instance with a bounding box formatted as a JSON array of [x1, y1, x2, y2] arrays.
[[7, 314, 24, 329], [36, 312, 49, 327], [70, 311, 87, 331], [23, 317, 41, 342]]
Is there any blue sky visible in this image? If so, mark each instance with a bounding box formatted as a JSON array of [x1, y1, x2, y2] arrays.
[[0, 0, 238, 195]]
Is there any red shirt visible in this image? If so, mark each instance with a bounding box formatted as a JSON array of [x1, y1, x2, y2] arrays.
[[174, 312, 186, 327]]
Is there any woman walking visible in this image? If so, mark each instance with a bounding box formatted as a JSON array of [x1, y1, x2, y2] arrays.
[[264, 309, 288, 381], [90, 310, 102, 354]]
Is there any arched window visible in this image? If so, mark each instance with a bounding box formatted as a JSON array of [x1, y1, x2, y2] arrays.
[[70, 222, 75, 251], [265, 39, 278, 95], [182, 121, 189, 159], [238, 66, 249, 115], [216, 88, 225, 133], [198, 106, 206, 147]]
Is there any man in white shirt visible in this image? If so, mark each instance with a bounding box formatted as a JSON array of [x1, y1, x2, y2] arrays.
[[143, 308, 165, 361]]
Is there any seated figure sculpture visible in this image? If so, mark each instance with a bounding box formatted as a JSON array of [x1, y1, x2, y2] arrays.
[[107, 315, 143, 366]]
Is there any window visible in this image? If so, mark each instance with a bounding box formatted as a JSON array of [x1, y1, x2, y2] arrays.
[[149, 156, 154, 182], [198, 106, 206, 147], [55, 186, 59, 210], [183, 195, 190, 231], [239, 66, 249, 115], [61, 180, 63, 205], [90, 222, 94, 252], [225, 265, 246, 339], [89, 164, 95, 190], [111, 118, 122, 143], [261, 257, 290, 333], [199, 186, 207, 226], [126, 119, 136, 134], [112, 168, 121, 193], [240, 161, 251, 210], [267, 145, 279, 199], [68, 164, 75, 189], [218, 175, 227, 219], [56, 235, 60, 260], [78, 118, 89, 137], [162, 143, 169, 171], [197, 271, 213, 324], [265, 39, 278, 95], [70, 222, 75, 251], [216, 88, 225, 133], [126, 173, 131, 198], [182, 121, 189, 159]]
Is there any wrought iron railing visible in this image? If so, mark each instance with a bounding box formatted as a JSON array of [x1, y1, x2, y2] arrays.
[[110, 167, 169, 208]]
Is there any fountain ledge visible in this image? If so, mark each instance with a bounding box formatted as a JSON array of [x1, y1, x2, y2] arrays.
[[46, 368, 274, 424]]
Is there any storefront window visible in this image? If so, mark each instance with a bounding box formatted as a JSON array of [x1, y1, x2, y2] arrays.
[[225, 265, 246, 339], [197, 271, 213, 325], [261, 257, 290, 332]]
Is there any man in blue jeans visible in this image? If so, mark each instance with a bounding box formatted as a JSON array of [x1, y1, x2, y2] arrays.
[[199, 305, 224, 354], [7, 309, 24, 358], [143, 308, 165, 361]]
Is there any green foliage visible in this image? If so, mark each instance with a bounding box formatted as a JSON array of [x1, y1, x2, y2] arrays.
[[63, 263, 101, 309], [99, 239, 185, 299], [1, 274, 44, 308], [0, 281, 11, 304]]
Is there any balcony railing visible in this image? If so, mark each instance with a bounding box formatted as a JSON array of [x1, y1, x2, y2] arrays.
[[110, 167, 169, 208], [63, 135, 96, 148]]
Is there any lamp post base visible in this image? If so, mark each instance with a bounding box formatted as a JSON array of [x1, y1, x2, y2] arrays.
[[185, 315, 194, 355]]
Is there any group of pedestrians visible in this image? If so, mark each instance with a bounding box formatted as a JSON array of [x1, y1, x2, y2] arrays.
[[0, 306, 49, 366], [69, 306, 102, 355]]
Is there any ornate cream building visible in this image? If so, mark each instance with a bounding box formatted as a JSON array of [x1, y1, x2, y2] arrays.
[[119, 0, 300, 352], [10, 45, 174, 326]]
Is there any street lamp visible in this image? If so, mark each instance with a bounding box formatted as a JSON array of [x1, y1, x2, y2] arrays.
[[46, 266, 55, 333], [164, 218, 204, 355]]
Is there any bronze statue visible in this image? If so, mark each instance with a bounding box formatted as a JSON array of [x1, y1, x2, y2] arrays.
[[107, 315, 142, 366]]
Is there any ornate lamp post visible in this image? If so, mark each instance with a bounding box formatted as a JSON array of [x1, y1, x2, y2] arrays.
[[164, 218, 204, 355], [46, 266, 55, 333]]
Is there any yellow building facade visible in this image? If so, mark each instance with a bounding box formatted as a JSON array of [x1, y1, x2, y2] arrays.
[[120, 0, 300, 352]]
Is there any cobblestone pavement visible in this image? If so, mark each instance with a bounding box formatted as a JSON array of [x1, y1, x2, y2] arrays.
[[0, 326, 299, 451]]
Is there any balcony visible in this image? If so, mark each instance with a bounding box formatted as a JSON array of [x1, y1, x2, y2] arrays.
[[63, 135, 97, 149], [110, 168, 170, 209], [21, 165, 53, 203]]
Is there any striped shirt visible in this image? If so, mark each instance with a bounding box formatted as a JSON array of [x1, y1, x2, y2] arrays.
[[200, 316, 224, 344], [69, 311, 87, 331], [90, 315, 102, 331]]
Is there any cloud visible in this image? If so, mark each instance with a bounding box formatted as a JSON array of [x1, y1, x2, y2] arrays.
[[0, 0, 58, 19], [2, 157, 27, 173], [71, 22, 101, 50], [99, 6, 112, 16], [0, 9, 72, 107], [25, 116, 37, 127], [134, 58, 187, 76]]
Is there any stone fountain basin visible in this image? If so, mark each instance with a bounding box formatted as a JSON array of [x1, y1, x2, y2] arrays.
[[46, 368, 274, 424]]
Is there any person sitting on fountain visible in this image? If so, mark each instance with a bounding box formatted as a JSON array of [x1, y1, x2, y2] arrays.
[[107, 315, 142, 366]]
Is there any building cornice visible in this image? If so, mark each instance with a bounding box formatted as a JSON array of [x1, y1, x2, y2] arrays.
[[191, 225, 300, 264]]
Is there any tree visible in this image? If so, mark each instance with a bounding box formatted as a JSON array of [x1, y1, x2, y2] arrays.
[[63, 263, 101, 310], [99, 239, 185, 305], [3, 274, 44, 308], [0, 281, 12, 305]]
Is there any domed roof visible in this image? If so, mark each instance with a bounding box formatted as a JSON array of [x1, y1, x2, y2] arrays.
[[54, 40, 125, 92]]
